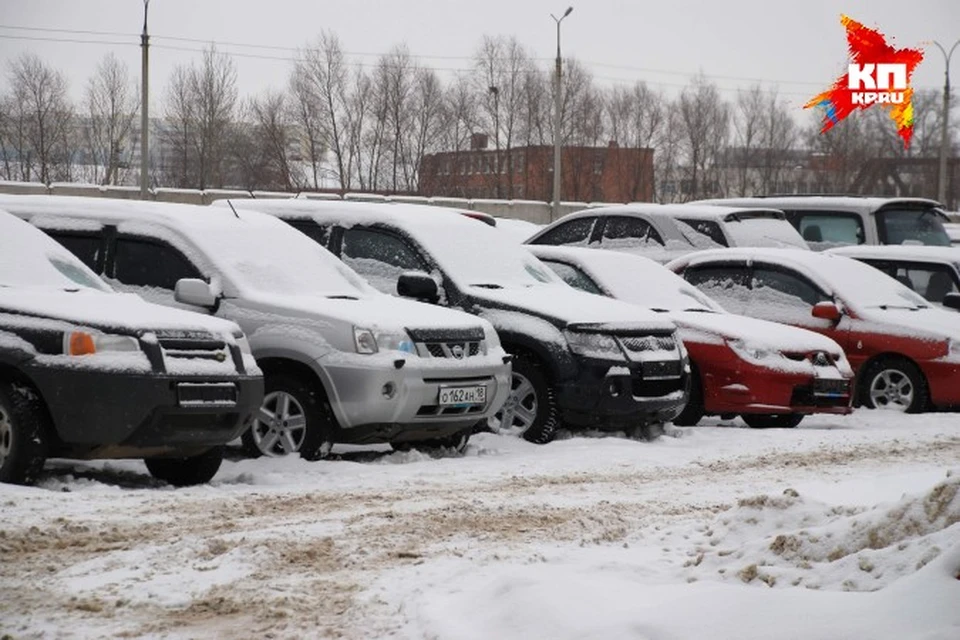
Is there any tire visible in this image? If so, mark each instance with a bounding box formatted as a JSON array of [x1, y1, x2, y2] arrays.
[[242, 373, 336, 460], [673, 362, 704, 426], [741, 413, 804, 429], [145, 447, 224, 487], [489, 353, 559, 444], [0, 381, 48, 486], [858, 357, 929, 413]]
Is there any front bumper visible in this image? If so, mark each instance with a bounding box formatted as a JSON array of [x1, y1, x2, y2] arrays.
[[556, 357, 689, 429], [699, 356, 852, 416], [25, 362, 262, 456], [919, 358, 960, 408], [319, 351, 512, 443]]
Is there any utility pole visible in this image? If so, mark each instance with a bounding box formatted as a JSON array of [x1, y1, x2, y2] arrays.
[[489, 85, 500, 198], [140, 0, 150, 200], [551, 7, 573, 221], [933, 40, 959, 207]]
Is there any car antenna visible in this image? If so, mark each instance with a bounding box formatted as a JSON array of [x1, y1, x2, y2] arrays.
[[226, 199, 240, 219]]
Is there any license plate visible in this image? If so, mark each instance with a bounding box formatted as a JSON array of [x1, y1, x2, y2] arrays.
[[177, 382, 238, 407], [814, 379, 849, 397], [438, 385, 486, 406]]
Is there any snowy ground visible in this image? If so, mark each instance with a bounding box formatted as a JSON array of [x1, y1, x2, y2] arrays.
[[2, 411, 959, 640]]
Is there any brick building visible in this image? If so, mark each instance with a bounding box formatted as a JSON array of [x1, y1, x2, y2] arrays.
[[419, 134, 654, 203]]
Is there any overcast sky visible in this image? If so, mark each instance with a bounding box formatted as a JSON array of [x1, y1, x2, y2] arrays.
[[1, 0, 957, 114]]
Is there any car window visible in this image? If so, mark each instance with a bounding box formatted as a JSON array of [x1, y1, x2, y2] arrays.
[[678, 219, 727, 246], [284, 219, 330, 246], [876, 208, 951, 247], [751, 267, 828, 320], [860, 259, 959, 304], [529, 216, 597, 246], [45, 232, 103, 273], [786, 211, 864, 249], [113, 237, 204, 290], [540, 259, 604, 295], [600, 216, 665, 249], [683, 265, 752, 315], [341, 227, 430, 295]]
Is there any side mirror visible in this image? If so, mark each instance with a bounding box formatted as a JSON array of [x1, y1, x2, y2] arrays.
[[175, 278, 217, 308], [943, 292, 960, 311], [397, 271, 439, 303], [812, 301, 842, 322]]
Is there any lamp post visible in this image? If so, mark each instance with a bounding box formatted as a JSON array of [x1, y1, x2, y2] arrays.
[[489, 85, 501, 198], [933, 39, 959, 207], [140, 0, 150, 199], [551, 6, 573, 221]]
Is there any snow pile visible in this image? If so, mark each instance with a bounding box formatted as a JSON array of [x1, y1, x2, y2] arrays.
[[683, 471, 960, 592]]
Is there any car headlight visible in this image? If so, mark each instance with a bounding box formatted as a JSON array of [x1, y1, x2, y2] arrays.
[[564, 330, 624, 359], [353, 327, 415, 355], [727, 338, 774, 363], [63, 329, 140, 356]]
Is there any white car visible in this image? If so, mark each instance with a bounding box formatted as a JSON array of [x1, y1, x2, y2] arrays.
[[651, 205, 808, 249], [525, 203, 723, 263], [692, 196, 951, 250], [0, 194, 512, 458], [826, 245, 960, 310]]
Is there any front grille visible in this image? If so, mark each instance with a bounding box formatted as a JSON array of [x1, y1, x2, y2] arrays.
[[422, 341, 482, 359], [154, 330, 230, 363], [407, 327, 485, 342], [619, 335, 677, 352]]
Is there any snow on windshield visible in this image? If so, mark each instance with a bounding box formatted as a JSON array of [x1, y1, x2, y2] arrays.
[[725, 217, 808, 249], [0, 212, 110, 292], [576, 251, 722, 312], [406, 220, 561, 289], [816, 256, 930, 310]]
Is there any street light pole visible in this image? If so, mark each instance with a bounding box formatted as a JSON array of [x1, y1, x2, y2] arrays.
[[140, 0, 150, 200], [551, 6, 573, 221], [489, 85, 501, 198], [933, 39, 959, 207]]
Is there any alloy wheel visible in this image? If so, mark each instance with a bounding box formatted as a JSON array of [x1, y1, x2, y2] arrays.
[[869, 369, 914, 412], [250, 391, 308, 456], [491, 371, 539, 437]]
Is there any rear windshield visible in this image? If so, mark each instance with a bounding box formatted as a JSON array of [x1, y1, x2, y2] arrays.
[[877, 208, 951, 247]]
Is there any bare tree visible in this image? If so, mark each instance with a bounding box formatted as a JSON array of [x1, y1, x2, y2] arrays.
[[605, 82, 666, 202], [162, 47, 237, 189], [678, 74, 729, 200], [83, 53, 138, 185], [228, 91, 301, 191], [6, 53, 73, 183]]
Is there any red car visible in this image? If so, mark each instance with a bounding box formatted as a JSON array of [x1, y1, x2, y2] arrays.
[[529, 246, 853, 428], [667, 248, 960, 413]]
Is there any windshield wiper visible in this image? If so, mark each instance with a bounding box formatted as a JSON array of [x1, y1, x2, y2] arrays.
[[326, 294, 360, 300], [470, 283, 503, 289], [682, 307, 713, 313], [877, 304, 925, 311]]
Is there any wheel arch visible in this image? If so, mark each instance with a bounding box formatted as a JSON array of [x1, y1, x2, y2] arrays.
[[855, 351, 929, 408], [0, 363, 60, 449]]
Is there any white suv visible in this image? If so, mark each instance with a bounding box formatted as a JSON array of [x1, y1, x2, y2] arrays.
[[0, 195, 512, 458]]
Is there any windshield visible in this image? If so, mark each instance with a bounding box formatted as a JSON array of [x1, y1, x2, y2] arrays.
[[824, 255, 930, 310], [878, 208, 951, 247], [408, 220, 561, 289], [0, 214, 111, 292], [578, 251, 723, 312], [191, 223, 376, 297]]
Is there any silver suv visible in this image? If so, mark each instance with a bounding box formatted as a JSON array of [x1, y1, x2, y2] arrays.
[[0, 195, 512, 458]]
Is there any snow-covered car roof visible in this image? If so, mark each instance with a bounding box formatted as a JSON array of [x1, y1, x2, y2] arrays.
[[826, 245, 960, 266], [0, 194, 378, 299], [493, 217, 543, 243], [667, 247, 930, 312], [691, 196, 943, 215], [628, 203, 786, 221], [0, 207, 110, 292]]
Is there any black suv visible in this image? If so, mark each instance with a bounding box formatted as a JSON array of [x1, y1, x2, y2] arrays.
[[0, 211, 262, 486], [220, 199, 689, 443]]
